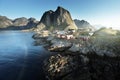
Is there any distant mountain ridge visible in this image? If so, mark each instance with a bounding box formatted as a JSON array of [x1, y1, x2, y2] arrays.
[[36, 6, 78, 31], [0, 16, 13, 28], [0, 6, 97, 31], [74, 19, 93, 28], [0, 15, 38, 30]]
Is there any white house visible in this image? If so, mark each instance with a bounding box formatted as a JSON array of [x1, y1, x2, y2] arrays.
[[66, 35, 74, 39]]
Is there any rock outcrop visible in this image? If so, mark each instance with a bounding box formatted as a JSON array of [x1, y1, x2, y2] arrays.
[[44, 52, 120, 80], [38, 32, 120, 80], [36, 6, 78, 31], [44, 53, 89, 80]]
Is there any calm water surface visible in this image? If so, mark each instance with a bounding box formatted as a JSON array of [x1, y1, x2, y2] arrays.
[[0, 31, 49, 80]]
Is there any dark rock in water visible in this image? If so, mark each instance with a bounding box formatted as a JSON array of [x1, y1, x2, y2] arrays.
[[36, 6, 78, 31], [32, 35, 50, 46], [32, 33, 42, 39], [43, 52, 120, 80]]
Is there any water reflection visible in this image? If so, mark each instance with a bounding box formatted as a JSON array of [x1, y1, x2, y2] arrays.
[[0, 31, 49, 80]]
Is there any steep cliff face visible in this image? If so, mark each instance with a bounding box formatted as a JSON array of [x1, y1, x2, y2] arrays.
[[36, 6, 78, 31]]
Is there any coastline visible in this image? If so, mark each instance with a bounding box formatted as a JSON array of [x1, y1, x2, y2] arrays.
[[32, 33, 120, 80]]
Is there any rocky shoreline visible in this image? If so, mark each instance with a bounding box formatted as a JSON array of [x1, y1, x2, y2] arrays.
[[43, 52, 120, 80], [32, 33, 120, 80]]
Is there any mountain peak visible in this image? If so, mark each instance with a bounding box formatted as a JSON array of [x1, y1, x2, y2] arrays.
[[36, 7, 78, 31], [48, 10, 54, 13], [57, 6, 64, 10], [56, 6, 67, 13]]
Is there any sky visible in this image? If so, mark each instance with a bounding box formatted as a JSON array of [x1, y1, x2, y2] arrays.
[[0, 0, 120, 29]]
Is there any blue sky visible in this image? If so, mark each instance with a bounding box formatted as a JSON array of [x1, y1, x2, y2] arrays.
[[0, 0, 120, 29]]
